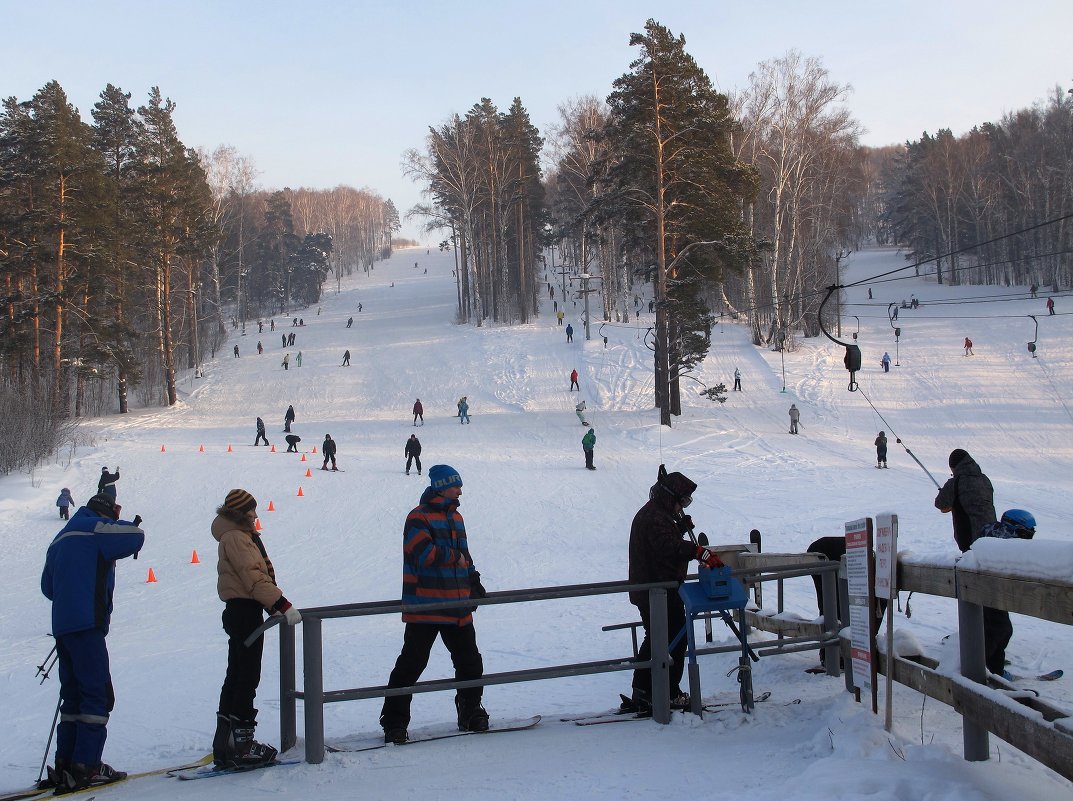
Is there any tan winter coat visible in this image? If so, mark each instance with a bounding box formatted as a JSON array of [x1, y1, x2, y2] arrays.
[[211, 514, 283, 610]]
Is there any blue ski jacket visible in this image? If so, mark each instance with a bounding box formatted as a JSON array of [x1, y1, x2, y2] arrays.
[[41, 507, 144, 636]]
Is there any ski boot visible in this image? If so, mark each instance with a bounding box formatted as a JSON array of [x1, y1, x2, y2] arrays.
[[212, 713, 230, 767], [54, 762, 126, 794], [225, 714, 278, 767], [455, 697, 490, 732]]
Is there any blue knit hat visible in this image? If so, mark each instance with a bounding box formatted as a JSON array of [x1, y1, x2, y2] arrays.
[[429, 464, 463, 491]]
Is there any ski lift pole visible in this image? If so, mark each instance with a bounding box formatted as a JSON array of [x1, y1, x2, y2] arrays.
[[818, 286, 861, 391], [1027, 315, 1038, 357]]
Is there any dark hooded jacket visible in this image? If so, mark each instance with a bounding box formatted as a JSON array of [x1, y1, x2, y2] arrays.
[[935, 450, 996, 552], [627, 472, 697, 608]]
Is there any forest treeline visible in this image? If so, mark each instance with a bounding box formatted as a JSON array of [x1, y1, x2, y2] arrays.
[[0, 81, 399, 470], [408, 20, 1072, 424]]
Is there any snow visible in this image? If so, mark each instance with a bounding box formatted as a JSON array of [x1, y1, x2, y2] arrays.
[[2, 245, 1072, 800]]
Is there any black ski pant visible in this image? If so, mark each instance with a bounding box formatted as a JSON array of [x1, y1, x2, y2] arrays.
[[584, 448, 594, 469], [984, 606, 1013, 675], [380, 622, 483, 729], [406, 453, 421, 473], [254, 432, 269, 446], [631, 597, 687, 701], [218, 599, 265, 721]]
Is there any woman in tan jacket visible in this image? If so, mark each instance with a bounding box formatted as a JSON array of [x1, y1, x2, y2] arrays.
[[211, 489, 301, 769]]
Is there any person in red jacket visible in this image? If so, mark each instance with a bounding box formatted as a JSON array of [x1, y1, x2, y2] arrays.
[[569, 369, 579, 391], [412, 398, 424, 426], [964, 337, 973, 356]]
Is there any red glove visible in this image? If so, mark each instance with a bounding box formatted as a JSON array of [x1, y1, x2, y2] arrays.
[[696, 546, 724, 569]]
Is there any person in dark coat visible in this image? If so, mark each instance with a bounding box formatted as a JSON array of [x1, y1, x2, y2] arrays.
[[284, 405, 295, 433], [565, 323, 573, 343], [97, 468, 119, 501], [41, 494, 144, 792], [404, 434, 422, 475], [622, 467, 722, 714], [254, 417, 269, 447], [874, 431, 888, 468], [285, 434, 302, 453], [412, 399, 423, 426], [935, 449, 1007, 673], [379, 465, 488, 744], [321, 434, 337, 471], [342, 349, 351, 367]]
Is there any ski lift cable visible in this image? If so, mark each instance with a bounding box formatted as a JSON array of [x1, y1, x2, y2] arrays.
[[854, 385, 942, 489], [1032, 356, 1073, 426]]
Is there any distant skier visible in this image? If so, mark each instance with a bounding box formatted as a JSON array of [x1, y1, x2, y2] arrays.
[[874, 431, 888, 468], [296, 351, 302, 367], [881, 352, 891, 373], [405, 434, 422, 476], [347, 317, 353, 328], [281, 334, 286, 348], [254, 417, 269, 447], [233, 344, 240, 358], [413, 398, 424, 426], [97, 467, 120, 500], [284, 405, 296, 433], [282, 353, 290, 371], [569, 369, 579, 392], [1046, 296, 1055, 315], [321, 434, 338, 471], [342, 349, 351, 366], [56, 487, 74, 520], [788, 404, 800, 435], [582, 428, 596, 471], [257, 341, 263, 355], [1030, 283, 1038, 299], [565, 323, 573, 343], [557, 311, 564, 326], [575, 400, 588, 426], [358, 303, 363, 312], [285, 434, 302, 453], [964, 337, 973, 356], [733, 367, 741, 392], [458, 397, 470, 424]]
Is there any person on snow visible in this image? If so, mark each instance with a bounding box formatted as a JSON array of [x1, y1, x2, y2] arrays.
[[342, 349, 351, 367], [321, 434, 338, 471], [211, 489, 301, 769], [582, 428, 596, 470], [565, 323, 574, 343], [935, 449, 1006, 674], [1046, 296, 1055, 315], [456, 396, 465, 417], [347, 316, 353, 329], [254, 417, 269, 447], [233, 344, 240, 358], [621, 466, 723, 715], [281, 353, 290, 371], [56, 487, 74, 520], [379, 465, 489, 744], [575, 400, 588, 425], [875, 431, 888, 468], [964, 337, 973, 356], [978, 509, 1037, 678], [569, 369, 580, 392], [97, 467, 120, 501], [788, 404, 800, 434], [881, 352, 891, 373], [733, 367, 741, 392], [556, 310, 564, 326], [284, 405, 296, 433], [285, 434, 302, 453], [412, 398, 424, 426], [257, 341, 263, 355], [458, 397, 470, 424], [281, 334, 286, 348], [41, 493, 144, 792], [405, 434, 422, 475], [295, 351, 302, 368]]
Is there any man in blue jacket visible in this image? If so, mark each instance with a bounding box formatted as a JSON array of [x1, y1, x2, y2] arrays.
[[41, 493, 144, 794]]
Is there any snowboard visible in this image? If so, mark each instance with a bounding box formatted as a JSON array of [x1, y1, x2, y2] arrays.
[[325, 715, 540, 753]]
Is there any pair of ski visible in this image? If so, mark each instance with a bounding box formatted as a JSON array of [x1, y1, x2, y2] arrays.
[[561, 692, 770, 726], [1, 755, 214, 801], [324, 715, 541, 753]]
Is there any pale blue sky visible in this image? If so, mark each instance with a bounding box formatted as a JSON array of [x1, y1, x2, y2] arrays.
[[5, 0, 1072, 240]]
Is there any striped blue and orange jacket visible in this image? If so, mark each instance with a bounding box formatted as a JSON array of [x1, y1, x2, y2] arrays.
[[401, 487, 476, 625]]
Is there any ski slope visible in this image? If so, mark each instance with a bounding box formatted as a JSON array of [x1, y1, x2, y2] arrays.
[[1, 245, 1071, 800]]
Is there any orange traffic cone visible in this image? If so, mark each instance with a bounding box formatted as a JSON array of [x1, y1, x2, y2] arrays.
[[160, 445, 166, 452], [270, 444, 276, 453], [304, 468, 312, 477], [190, 549, 200, 564], [297, 486, 304, 497], [227, 444, 233, 453], [267, 501, 276, 512], [146, 567, 158, 583], [300, 453, 307, 462], [255, 518, 262, 531], [312, 446, 317, 454], [199, 444, 204, 453]]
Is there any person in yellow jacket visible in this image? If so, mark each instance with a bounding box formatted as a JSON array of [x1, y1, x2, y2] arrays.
[[211, 489, 301, 768]]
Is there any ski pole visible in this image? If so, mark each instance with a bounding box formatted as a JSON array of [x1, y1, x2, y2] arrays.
[[37, 644, 57, 684], [37, 695, 60, 785]]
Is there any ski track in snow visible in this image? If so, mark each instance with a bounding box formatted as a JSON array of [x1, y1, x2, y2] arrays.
[[2, 244, 1072, 800]]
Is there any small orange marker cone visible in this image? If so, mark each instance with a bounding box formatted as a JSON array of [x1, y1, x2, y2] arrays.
[[199, 444, 204, 453], [146, 567, 158, 583], [297, 486, 304, 497], [160, 445, 166, 452], [255, 518, 262, 531], [267, 501, 276, 512], [304, 468, 312, 477], [227, 444, 233, 453], [312, 446, 317, 454], [190, 549, 200, 564], [300, 453, 307, 462], [270, 444, 276, 453]]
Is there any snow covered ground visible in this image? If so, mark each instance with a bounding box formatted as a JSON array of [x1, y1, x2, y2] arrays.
[[2, 245, 1072, 800]]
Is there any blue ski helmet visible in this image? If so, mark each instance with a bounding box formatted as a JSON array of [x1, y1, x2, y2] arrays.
[[1000, 509, 1036, 534]]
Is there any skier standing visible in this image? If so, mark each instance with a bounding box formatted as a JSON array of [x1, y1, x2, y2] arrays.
[[569, 369, 579, 392], [733, 367, 741, 392], [565, 323, 573, 343], [284, 405, 295, 433], [342, 349, 351, 367], [582, 428, 596, 470], [233, 344, 240, 358], [282, 353, 290, 371], [257, 341, 263, 355], [458, 397, 470, 424], [788, 404, 800, 434], [254, 417, 269, 447], [56, 487, 74, 520], [41, 493, 144, 791], [379, 465, 489, 744], [405, 434, 422, 475], [97, 467, 120, 500], [964, 337, 973, 356], [881, 352, 891, 372], [575, 400, 588, 426], [211, 489, 301, 769], [412, 398, 424, 426], [874, 431, 888, 468], [321, 434, 338, 470]]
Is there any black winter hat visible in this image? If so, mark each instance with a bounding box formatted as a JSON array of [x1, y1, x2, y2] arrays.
[[86, 493, 119, 519], [948, 449, 970, 470]]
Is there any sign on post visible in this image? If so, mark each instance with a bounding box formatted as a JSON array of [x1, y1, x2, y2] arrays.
[[845, 517, 877, 712], [875, 514, 898, 730]]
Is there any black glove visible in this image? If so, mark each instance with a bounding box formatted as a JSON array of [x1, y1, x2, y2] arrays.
[[469, 571, 487, 599], [675, 514, 694, 534], [132, 514, 143, 527]]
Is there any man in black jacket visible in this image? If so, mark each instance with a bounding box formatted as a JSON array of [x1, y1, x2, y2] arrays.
[[321, 434, 338, 471], [623, 466, 721, 714], [405, 434, 422, 476]]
